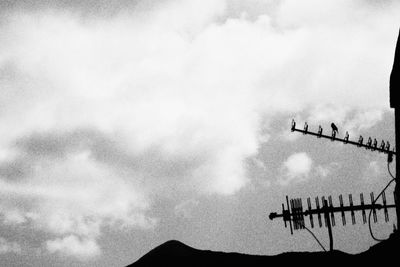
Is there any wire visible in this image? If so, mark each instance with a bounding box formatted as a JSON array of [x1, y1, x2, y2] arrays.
[[303, 159, 396, 250], [368, 161, 396, 242], [300, 222, 327, 252], [388, 159, 396, 179]]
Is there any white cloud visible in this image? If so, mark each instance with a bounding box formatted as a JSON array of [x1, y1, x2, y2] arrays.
[[1, 0, 397, 196], [0, 128, 252, 253], [0, 237, 21, 254], [0, 3, 261, 197], [280, 152, 313, 185], [46, 235, 100, 259], [0, 147, 156, 259]]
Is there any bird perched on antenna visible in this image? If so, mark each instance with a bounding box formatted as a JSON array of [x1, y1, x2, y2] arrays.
[[331, 123, 339, 134]]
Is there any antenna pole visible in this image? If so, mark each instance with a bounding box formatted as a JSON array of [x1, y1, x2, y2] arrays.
[[390, 28, 400, 230], [323, 199, 333, 251], [395, 108, 400, 230]]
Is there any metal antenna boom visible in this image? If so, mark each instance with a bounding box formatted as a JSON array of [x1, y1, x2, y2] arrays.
[[269, 193, 396, 250], [290, 120, 396, 157]]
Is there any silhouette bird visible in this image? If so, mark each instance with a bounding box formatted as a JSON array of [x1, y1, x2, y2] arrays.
[[331, 123, 339, 134]]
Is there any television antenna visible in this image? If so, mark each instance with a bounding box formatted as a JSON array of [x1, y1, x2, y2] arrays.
[[269, 193, 396, 251], [269, 120, 397, 251]]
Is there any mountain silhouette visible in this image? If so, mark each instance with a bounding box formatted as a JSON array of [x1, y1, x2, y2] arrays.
[[128, 232, 400, 266], [129, 240, 343, 266]]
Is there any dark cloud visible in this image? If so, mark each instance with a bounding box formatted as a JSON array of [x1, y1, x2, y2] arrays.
[[0, 158, 31, 180], [5, 128, 206, 183], [14, 129, 102, 159], [0, 0, 157, 17]]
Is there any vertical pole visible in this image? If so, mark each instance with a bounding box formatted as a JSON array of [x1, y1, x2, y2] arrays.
[[395, 108, 400, 230], [390, 28, 400, 231], [323, 199, 333, 251]]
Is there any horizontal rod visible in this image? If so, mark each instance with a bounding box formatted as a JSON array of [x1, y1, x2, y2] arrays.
[[292, 128, 396, 155], [269, 203, 396, 220], [304, 204, 396, 216]]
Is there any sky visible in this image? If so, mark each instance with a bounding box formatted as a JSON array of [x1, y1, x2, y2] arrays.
[[0, 0, 399, 266]]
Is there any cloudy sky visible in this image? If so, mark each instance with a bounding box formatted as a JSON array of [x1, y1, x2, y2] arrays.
[[0, 0, 399, 266]]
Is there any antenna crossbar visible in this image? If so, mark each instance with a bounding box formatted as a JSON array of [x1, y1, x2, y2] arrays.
[[269, 193, 396, 234], [291, 120, 396, 156]]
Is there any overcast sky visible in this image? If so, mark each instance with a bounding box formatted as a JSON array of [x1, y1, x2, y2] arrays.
[[0, 0, 399, 266]]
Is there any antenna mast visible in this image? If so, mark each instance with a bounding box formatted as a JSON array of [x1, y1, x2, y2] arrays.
[[390, 28, 400, 232]]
